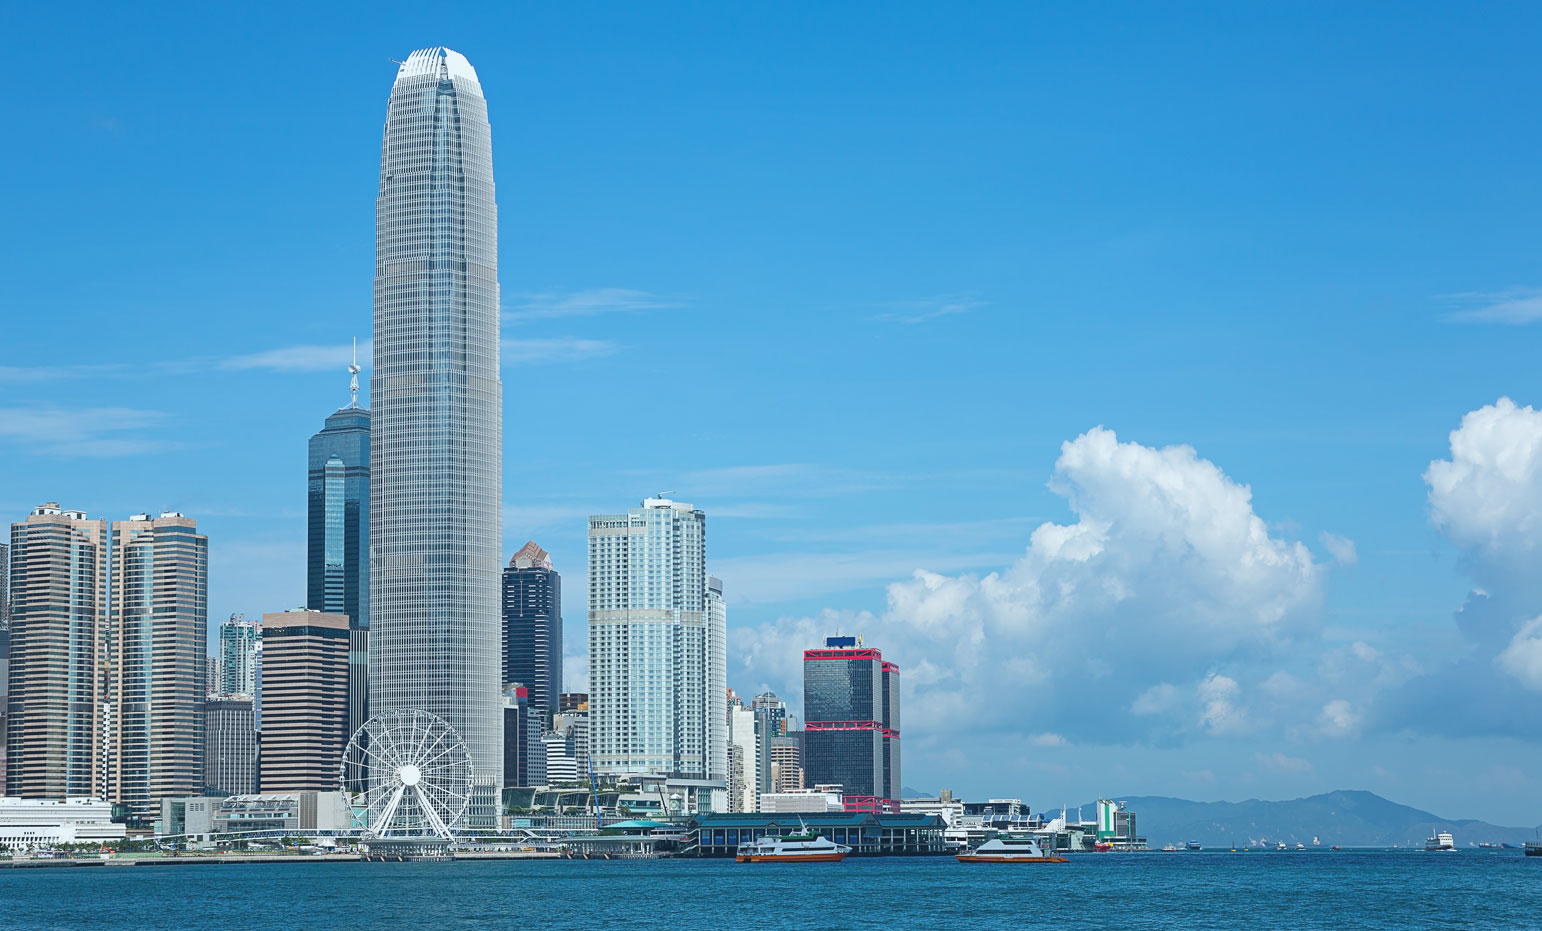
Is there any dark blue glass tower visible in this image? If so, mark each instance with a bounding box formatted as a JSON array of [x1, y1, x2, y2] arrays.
[[308, 408, 370, 627], [308, 404, 369, 740], [502, 541, 562, 720]]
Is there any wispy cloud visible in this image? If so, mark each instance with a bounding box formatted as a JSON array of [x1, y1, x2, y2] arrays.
[[1319, 531, 1358, 567], [873, 292, 988, 324], [711, 548, 1019, 605], [0, 343, 365, 381], [1253, 751, 1315, 775], [1440, 287, 1542, 324], [0, 363, 132, 383], [707, 502, 809, 520], [502, 338, 619, 364], [784, 515, 1041, 545], [504, 287, 681, 323], [0, 406, 173, 457], [672, 463, 904, 498], [221, 339, 369, 373]]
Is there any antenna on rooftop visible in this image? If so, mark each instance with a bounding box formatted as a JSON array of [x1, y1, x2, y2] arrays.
[[348, 337, 361, 409]]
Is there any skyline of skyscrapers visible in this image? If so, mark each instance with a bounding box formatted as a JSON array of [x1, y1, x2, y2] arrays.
[[369, 46, 505, 821], [587, 498, 727, 804], [0, 49, 917, 827], [501, 541, 561, 720]]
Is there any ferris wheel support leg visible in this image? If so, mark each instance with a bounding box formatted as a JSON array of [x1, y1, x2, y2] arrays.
[[374, 783, 408, 838], [418, 785, 455, 839]]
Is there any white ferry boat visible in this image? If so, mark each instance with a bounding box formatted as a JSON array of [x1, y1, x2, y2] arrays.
[[735, 830, 850, 863], [956, 836, 1068, 863], [1425, 832, 1456, 852]]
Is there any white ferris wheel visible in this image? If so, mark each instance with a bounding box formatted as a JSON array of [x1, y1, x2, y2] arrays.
[[341, 709, 474, 840]]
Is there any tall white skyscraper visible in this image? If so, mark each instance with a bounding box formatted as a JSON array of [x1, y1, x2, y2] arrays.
[[587, 499, 726, 801], [215, 614, 260, 698], [370, 47, 504, 824], [727, 692, 757, 812]]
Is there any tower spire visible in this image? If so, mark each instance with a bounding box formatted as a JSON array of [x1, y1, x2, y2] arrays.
[[348, 337, 361, 409]]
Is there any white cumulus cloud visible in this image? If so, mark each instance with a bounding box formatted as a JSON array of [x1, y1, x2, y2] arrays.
[[1315, 699, 1360, 738], [1318, 532, 1358, 567], [730, 426, 1327, 742], [1426, 396, 1542, 577], [1198, 674, 1251, 736], [1496, 617, 1542, 690]]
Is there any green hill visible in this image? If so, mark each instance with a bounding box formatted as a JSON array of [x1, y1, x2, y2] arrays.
[[1057, 790, 1539, 847]]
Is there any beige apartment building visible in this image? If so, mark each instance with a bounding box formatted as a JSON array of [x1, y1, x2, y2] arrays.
[[7, 506, 207, 825], [6, 504, 109, 799], [108, 512, 208, 822]]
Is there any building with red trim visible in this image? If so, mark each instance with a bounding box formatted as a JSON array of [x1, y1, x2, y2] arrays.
[[802, 636, 900, 811]]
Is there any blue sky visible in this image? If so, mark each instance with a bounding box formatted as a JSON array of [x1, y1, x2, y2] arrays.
[[5, 2, 1542, 823]]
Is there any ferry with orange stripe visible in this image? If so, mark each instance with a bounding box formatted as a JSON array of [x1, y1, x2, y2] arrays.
[[735, 827, 851, 863], [956, 836, 1068, 863]]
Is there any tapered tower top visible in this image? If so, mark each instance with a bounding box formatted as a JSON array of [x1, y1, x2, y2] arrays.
[[393, 47, 481, 91], [509, 541, 552, 571]]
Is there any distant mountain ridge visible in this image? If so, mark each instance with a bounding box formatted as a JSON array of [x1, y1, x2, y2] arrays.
[[1051, 790, 1540, 847]]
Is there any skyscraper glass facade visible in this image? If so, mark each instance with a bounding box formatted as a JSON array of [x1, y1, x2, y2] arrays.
[[371, 47, 504, 810], [308, 405, 369, 742], [802, 638, 900, 806], [308, 407, 369, 629], [501, 541, 561, 718]]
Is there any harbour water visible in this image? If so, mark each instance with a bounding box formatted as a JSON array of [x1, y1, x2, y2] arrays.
[[2, 850, 1535, 929]]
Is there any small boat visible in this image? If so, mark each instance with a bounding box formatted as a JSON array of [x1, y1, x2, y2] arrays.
[[1425, 832, 1456, 852], [1331, 845, 1342, 851], [1161, 844, 1178, 852], [1275, 842, 1287, 851], [1295, 843, 1306, 851], [1186, 841, 1203, 851], [957, 836, 1068, 863], [735, 829, 850, 863], [1094, 841, 1113, 852]]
